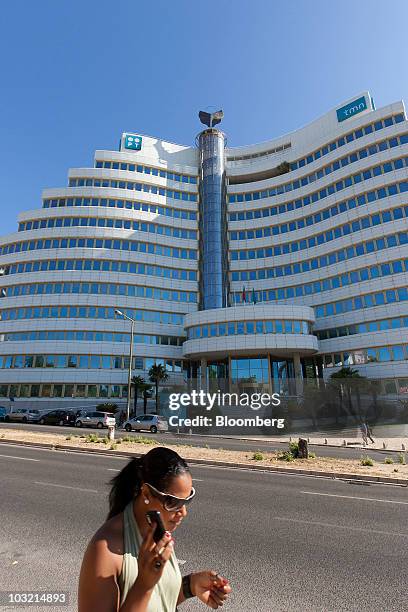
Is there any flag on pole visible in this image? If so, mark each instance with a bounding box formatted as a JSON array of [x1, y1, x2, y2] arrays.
[[242, 286, 246, 303]]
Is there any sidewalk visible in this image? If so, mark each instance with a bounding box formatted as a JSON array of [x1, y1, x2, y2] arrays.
[[175, 431, 408, 452]]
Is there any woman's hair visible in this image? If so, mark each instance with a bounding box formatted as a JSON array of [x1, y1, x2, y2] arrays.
[[107, 447, 190, 519]]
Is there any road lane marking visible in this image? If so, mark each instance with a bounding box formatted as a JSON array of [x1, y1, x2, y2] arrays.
[[301, 491, 408, 505], [0, 453, 40, 462], [34, 481, 99, 493], [0, 442, 130, 460], [273, 516, 408, 538]]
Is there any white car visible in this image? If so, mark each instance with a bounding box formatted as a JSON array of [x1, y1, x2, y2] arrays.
[[123, 414, 168, 434], [5, 408, 42, 423], [75, 411, 116, 429]]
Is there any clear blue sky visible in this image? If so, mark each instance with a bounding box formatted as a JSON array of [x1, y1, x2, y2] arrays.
[[1, 0, 407, 234]]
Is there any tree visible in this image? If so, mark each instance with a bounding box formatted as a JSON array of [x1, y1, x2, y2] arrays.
[[330, 367, 367, 422], [97, 403, 118, 414], [140, 382, 153, 415], [148, 364, 169, 414], [131, 375, 146, 417]]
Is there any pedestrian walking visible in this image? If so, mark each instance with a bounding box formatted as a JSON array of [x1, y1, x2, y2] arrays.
[[366, 422, 375, 444], [360, 421, 368, 445], [78, 447, 231, 611]]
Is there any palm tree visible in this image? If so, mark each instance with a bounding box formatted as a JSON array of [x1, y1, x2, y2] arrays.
[[140, 382, 153, 415], [148, 364, 168, 414], [131, 375, 146, 417], [330, 367, 367, 422]]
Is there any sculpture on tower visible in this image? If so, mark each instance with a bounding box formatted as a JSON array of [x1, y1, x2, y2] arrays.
[[198, 110, 224, 128]]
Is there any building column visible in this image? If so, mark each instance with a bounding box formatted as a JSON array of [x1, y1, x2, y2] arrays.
[[293, 353, 303, 397], [200, 358, 207, 392]]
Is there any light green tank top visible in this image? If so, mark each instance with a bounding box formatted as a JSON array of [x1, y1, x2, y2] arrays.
[[118, 501, 182, 611]]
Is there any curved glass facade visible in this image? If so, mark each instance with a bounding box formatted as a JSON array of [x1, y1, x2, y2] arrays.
[[198, 129, 229, 309]]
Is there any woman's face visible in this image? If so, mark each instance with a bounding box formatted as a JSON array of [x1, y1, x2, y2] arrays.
[[142, 472, 193, 532]]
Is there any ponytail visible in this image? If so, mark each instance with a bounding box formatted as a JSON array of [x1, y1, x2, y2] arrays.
[[107, 457, 143, 519], [107, 447, 190, 520]]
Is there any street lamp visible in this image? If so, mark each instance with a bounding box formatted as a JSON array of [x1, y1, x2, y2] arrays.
[[115, 309, 135, 421]]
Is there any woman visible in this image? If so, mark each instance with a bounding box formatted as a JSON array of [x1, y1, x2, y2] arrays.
[[78, 447, 231, 611]]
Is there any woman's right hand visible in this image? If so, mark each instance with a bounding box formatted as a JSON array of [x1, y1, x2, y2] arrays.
[[136, 526, 174, 593]]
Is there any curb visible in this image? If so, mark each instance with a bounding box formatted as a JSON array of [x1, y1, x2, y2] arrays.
[[1, 437, 407, 487]]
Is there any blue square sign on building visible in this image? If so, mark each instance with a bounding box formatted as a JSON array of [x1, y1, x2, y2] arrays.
[[336, 96, 367, 122], [124, 134, 142, 150]]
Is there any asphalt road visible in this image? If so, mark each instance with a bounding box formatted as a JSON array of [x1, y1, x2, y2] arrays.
[[0, 421, 403, 461], [0, 443, 407, 611]]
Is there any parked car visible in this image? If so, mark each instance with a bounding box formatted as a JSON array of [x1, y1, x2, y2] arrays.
[[38, 410, 77, 426], [4, 408, 42, 423], [123, 414, 168, 434], [75, 411, 115, 429], [0, 406, 8, 422]]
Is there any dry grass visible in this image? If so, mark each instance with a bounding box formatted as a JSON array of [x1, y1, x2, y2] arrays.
[[1, 428, 407, 480]]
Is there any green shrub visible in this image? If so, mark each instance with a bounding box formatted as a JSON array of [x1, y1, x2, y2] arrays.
[[309, 452, 316, 459], [97, 402, 118, 414], [136, 436, 157, 445], [85, 433, 101, 443], [289, 441, 299, 458], [278, 451, 295, 462], [384, 457, 394, 464], [252, 451, 264, 461], [360, 455, 374, 467], [397, 453, 406, 465], [110, 443, 117, 450], [65, 435, 72, 441]]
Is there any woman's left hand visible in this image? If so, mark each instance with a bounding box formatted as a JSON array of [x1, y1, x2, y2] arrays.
[[190, 570, 231, 609]]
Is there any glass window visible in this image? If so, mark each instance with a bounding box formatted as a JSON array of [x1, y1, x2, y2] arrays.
[[87, 385, 97, 398], [392, 346, 404, 361], [246, 322, 254, 334], [34, 355, 44, 368], [378, 347, 391, 362], [265, 321, 273, 333], [67, 355, 77, 368], [45, 355, 55, 368]]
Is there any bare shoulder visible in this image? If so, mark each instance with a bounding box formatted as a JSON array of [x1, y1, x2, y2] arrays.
[[90, 513, 124, 571], [78, 514, 124, 612]]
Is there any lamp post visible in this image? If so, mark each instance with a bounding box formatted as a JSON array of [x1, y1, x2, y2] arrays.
[[115, 309, 135, 422]]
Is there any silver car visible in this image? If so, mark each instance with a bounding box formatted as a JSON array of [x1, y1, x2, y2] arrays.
[[75, 411, 115, 429], [123, 414, 168, 434], [5, 408, 42, 423]]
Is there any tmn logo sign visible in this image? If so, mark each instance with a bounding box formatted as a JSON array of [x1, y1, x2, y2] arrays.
[[336, 96, 367, 122]]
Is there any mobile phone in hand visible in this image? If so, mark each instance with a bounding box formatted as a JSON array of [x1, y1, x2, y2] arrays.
[[146, 510, 166, 542]]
